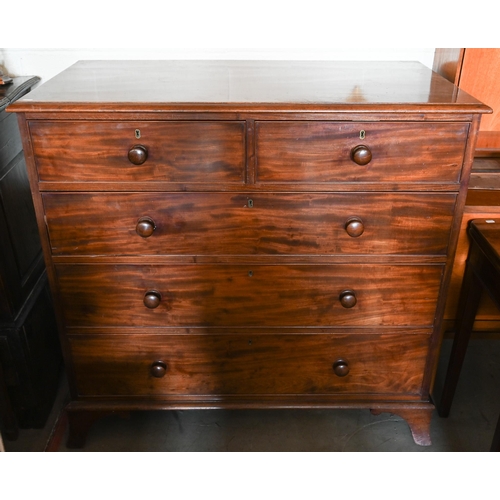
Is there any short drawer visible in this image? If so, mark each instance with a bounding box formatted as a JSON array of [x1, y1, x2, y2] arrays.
[[55, 263, 443, 327], [255, 121, 468, 184], [68, 333, 429, 397], [29, 120, 246, 183], [43, 192, 456, 256]]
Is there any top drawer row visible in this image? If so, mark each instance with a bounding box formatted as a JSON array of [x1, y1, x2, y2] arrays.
[[28, 120, 468, 185]]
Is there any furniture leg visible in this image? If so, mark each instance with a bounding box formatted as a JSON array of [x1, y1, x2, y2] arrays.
[[370, 407, 434, 446], [438, 264, 484, 417], [66, 408, 130, 449]]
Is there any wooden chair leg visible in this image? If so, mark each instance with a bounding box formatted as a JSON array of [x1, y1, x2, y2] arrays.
[[438, 264, 483, 418]]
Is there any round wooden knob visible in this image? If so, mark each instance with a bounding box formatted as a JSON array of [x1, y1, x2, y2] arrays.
[[345, 216, 364, 237], [136, 216, 156, 238], [128, 145, 148, 165], [350, 145, 372, 165], [333, 359, 349, 377], [339, 290, 357, 308], [151, 361, 167, 378], [144, 290, 161, 309]]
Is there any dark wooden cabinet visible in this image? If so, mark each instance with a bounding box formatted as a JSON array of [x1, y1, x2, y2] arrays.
[[7, 60, 490, 448], [0, 77, 61, 439]]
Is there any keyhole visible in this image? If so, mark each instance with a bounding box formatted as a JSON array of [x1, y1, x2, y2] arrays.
[[247, 199, 254, 208], [135, 129, 141, 139], [359, 130, 366, 140], [248, 270, 253, 277]]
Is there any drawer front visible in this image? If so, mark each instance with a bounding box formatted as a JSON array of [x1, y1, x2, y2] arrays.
[[255, 121, 468, 184], [43, 192, 456, 256], [69, 333, 429, 396], [29, 121, 246, 183], [56, 264, 443, 327]]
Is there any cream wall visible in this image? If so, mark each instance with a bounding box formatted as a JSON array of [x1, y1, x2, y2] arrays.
[[0, 48, 436, 84]]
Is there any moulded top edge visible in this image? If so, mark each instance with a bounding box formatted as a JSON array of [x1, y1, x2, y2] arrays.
[[5, 60, 492, 115], [7, 101, 492, 115]]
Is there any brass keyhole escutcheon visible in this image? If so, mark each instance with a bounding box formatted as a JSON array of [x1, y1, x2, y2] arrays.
[[135, 129, 141, 139], [360, 130, 366, 140], [247, 199, 254, 208]]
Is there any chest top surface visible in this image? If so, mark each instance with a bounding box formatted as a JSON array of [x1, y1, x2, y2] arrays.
[[7, 60, 491, 114]]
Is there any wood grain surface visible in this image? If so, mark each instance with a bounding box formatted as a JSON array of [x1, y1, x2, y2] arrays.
[[29, 120, 246, 183], [7, 60, 490, 114], [255, 121, 468, 184], [68, 333, 430, 396], [55, 263, 443, 327], [43, 192, 456, 257]]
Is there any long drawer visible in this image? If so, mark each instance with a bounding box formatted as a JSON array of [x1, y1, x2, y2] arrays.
[[43, 192, 456, 256], [255, 121, 468, 184], [29, 121, 246, 183], [68, 333, 429, 397], [55, 263, 443, 327]]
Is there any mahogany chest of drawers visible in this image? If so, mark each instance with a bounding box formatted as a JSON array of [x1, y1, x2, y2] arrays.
[[8, 60, 490, 448]]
